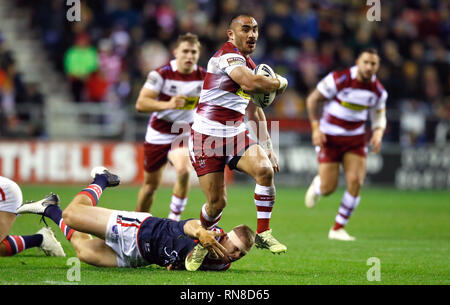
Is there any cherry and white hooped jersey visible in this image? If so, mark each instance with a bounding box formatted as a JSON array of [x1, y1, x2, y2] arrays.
[[316, 65, 388, 136], [0, 176, 23, 214], [192, 42, 256, 138], [143, 59, 206, 144]]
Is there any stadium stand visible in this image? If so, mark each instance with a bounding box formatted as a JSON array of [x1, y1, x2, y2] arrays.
[[1, 0, 449, 145]]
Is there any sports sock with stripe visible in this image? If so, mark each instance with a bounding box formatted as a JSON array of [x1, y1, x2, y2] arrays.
[[1, 234, 43, 256], [333, 191, 361, 230], [168, 194, 188, 220], [254, 184, 275, 234], [77, 174, 108, 206], [44, 205, 75, 241], [200, 203, 222, 230]]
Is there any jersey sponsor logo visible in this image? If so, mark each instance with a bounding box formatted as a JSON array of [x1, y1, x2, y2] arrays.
[[339, 101, 369, 111], [177, 96, 200, 110], [169, 85, 177, 94], [227, 57, 245, 66], [236, 88, 252, 100]]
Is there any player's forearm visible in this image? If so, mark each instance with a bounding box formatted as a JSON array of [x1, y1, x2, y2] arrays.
[[370, 108, 387, 132], [244, 75, 279, 93], [247, 105, 270, 143], [135, 97, 172, 112], [183, 220, 205, 239], [232, 67, 279, 93], [306, 90, 323, 129]]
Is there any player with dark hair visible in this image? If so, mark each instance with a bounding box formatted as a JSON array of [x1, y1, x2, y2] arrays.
[[135, 33, 206, 220], [0, 176, 65, 257], [187, 14, 288, 268], [305, 48, 388, 241], [17, 167, 254, 271]]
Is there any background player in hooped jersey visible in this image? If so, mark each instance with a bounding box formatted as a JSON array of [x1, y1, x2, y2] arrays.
[[17, 167, 255, 271], [135, 33, 206, 220], [305, 48, 388, 241], [0, 176, 65, 257], [186, 14, 289, 268]]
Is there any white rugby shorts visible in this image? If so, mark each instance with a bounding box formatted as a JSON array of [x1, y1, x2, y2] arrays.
[[105, 210, 151, 268], [0, 176, 23, 214]]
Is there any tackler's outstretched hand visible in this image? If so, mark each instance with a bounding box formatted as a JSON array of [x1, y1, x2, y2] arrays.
[[183, 220, 230, 264], [197, 229, 230, 264]]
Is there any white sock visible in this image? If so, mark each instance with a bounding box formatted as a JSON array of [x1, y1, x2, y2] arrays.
[[200, 203, 222, 230], [168, 195, 187, 220], [335, 191, 360, 227], [314, 176, 322, 196]]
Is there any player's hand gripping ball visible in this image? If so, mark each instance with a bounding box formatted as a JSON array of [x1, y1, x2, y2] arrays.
[[251, 64, 277, 108]]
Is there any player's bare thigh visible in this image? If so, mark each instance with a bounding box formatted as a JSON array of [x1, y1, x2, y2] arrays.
[[342, 152, 366, 196], [143, 164, 166, 188], [198, 172, 227, 212], [236, 144, 273, 185], [63, 195, 112, 240], [73, 237, 118, 267], [0, 211, 16, 242], [168, 146, 192, 176], [318, 162, 340, 195]]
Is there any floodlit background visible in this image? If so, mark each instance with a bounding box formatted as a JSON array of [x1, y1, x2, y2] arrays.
[[0, 0, 449, 189]]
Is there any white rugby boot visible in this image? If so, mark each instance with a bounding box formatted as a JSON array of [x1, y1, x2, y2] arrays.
[[328, 227, 356, 241], [305, 175, 321, 208], [16, 193, 60, 215], [37, 227, 66, 257]]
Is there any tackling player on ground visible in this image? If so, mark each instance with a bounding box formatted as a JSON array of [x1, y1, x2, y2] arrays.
[[135, 33, 206, 220], [186, 14, 289, 268], [305, 48, 388, 241], [17, 167, 255, 271]]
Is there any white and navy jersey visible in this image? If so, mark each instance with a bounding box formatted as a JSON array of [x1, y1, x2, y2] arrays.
[[143, 59, 206, 144], [137, 217, 230, 271], [316, 65, 388, 136], [192, 42, 256, 138]]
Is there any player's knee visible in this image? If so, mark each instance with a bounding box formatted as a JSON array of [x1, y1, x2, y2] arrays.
[[347, 174, 364, 189], [176, 166, 190, 182], [254, 165, 274, 185], [141, 183, 158, 197], [62, 208, 74, 228], [209, 195, 227, 210], [321, 182, 337, 196]]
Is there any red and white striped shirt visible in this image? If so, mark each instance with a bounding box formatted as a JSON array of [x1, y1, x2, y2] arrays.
[[143, 60, 206, 144], [316, 66, 388, 136], [192, 42, 256, 137]]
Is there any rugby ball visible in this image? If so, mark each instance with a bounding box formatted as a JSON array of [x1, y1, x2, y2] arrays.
[[252, 64, 277, 108]]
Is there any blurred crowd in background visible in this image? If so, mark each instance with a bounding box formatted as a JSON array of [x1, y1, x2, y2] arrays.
[[1, 0, 449, 146]]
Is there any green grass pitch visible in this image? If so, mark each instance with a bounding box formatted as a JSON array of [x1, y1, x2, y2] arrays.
[[0, 184, 449, 285]]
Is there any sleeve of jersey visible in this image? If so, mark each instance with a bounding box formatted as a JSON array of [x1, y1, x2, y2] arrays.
[[375, 89, 388, 110], [316, 72, 337, 99], [143, 70, 164, 92], [218, 53, 248, 75]]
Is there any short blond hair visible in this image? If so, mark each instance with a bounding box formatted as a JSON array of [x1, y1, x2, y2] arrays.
[[175, 32, 201, 48], [231, 224, 255, 252]]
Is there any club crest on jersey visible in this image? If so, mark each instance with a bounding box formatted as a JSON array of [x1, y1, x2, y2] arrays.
[[198, 157, 206, 168]]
